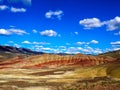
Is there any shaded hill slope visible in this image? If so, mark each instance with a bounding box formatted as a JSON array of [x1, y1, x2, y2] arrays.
[[98, 50, 120, 59], [0, 45, 43, 61], [0, 45, 43, 54]]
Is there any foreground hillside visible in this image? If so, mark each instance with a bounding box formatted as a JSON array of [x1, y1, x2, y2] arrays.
[[0, 60, 119, 90], [0, 54, 115, 69], [0, 46, 119, 90]]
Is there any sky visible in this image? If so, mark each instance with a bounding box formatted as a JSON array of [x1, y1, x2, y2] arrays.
[[0, 0, 120, 54]]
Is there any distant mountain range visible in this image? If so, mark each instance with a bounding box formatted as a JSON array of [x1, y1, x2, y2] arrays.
[[0, 45, 43, 55], [0, 45, 120, 61], [0, 45, 44, 60]]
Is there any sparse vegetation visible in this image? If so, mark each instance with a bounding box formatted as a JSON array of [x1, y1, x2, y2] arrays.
[[0, 46, 119, 90]]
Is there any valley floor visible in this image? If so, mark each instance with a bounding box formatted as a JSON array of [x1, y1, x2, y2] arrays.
[[0, 63, 119, 90]]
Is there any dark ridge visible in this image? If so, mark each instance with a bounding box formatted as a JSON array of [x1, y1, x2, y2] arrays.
[[0, 45, 44, 55], [98, 49, 120, 59]]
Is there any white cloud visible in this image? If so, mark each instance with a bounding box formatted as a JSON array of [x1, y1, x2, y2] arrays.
[[106, 16, 120, 31], [22, 40, 31, 44], [22, 41, 50, 45], [0, 5, 8, 10], [0, 29, 11, 35], [79, 16, 120, 35], [106, 47, 120, 52], [32, 29, 37, 33], [110, 41, 120, 45], [45, 10, 63, 20], [79, 18, 103, 29], [76, 42, 85, 45], [82, 46, 102, 54], [65, 46, 102, 54], [32, 45, 54, 53], [14, 44, 20, 48], [41, 47, 52, 51], [112, 48, 120, 51], [59, 46, 66, 49], [31, 43, 103, 54], [0, 28, 28, 36], [10, 7, 26, 13], [0, 5, 27, 13], [9, 28, 28, 35], [33, 42, 50, 45], [94, 48, 103, 54], [76, 40, 98, 45], [32, 42, 39, 44], [90, 40, 99, 44], [40, 30, 57, 37], [74, 32, 78, 35], [66, 47, 78, 54]]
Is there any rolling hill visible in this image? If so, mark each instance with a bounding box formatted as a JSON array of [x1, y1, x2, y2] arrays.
[[0, 45, 119, 90], [98, 50, 120, 59]]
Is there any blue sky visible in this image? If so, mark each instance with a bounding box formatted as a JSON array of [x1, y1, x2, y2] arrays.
[[0, 0, 120, 54]]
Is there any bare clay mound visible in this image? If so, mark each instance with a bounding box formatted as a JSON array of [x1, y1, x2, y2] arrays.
[[0, 53, 119, 90]]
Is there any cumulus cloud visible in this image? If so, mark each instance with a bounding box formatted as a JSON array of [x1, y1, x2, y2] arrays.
[[33, 42, 50, 45], [76, 42, 85, 45], [80, 46, 102, 54], [0, 28, 28, 36], [90, 40, 99, 44], [14, 43, 20, 48], [65, 46, 102, 54], [41, 47, 52, 51], [32, 44, 103, 54], [74, 32, 78, 35], [110, 41, 120, 45], [0, 29, 11, 35], [79, 18, 103, 29], [0, 5, 26, 13], [10, 7, 26, 13], [112, 48, 120, 51], [32, 45, 54, 53], [0, 5, 8, 10], [45, 10, 63, 20], [22, 40, 31, 44], [76, 40, 99, 45], [106, 16, 120, 31], [22, 41, 50, 45], [79, 16, 120, 35], [40, 30, 57, 37], [9, 28, 28, 35], [32, 29, 37, 33], [65, 47, 78, 54]]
